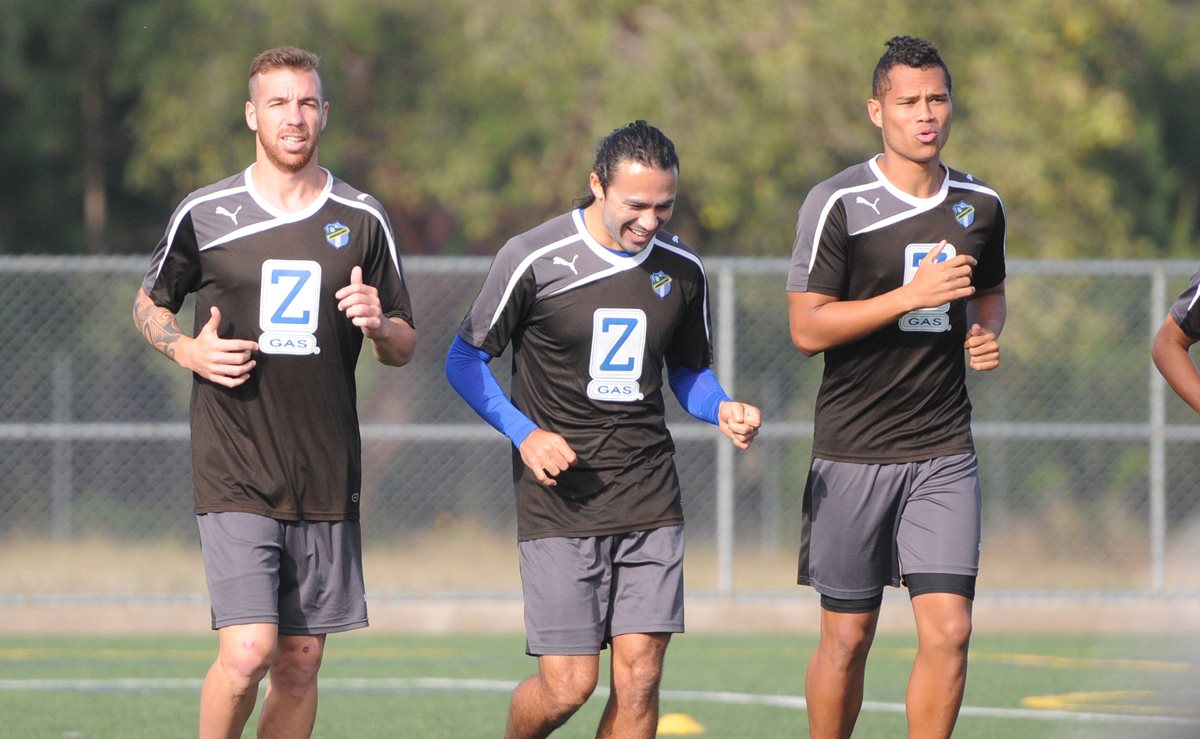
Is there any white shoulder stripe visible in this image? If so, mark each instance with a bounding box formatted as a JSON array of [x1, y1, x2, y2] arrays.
[[1186, 284, 1200, 314], [950, 179, 1008, 256], [545, 263, 624, 298], [848, 198, 941, 237], [151, 185, 247, 283], [656, 240, 712, 344], [329, 192, 402, 279], [950, 179, 1003, 201], [488, 233, 585, 331], [198, 218, 285, 252], [808, 182, 883, 274]]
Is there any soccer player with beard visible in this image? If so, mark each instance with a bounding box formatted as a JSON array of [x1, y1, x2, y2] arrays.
[[787, 36, 1006, 738], [133, 46, 416, 739], [446, 120, 761, 738]]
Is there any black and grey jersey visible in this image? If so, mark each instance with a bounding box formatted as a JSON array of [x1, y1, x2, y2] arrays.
[[458, 210, 714, 539], [787, 157, 1006, 464], [141, 167, 414, 521], [1169, 269, 1200, 338]]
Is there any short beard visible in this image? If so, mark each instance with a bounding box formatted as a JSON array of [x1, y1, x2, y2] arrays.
[[258, 130, 318, 174]]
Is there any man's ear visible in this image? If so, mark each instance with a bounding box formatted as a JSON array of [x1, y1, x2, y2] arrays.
[[867, 98, 882, 130], [588, 171, 604, 202]]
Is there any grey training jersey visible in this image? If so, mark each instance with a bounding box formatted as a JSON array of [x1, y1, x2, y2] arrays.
[[787, 157, 1006, 464], [458, 210, 714, 540], [142, 167, 414, 521]]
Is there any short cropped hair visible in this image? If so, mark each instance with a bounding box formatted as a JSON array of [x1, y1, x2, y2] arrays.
[[248, 46, 322, 100], [577, 120, 679, 208], [871, 35, 951, 99]]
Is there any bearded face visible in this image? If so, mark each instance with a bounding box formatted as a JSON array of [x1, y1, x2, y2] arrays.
[[246, 67, 327, 174]]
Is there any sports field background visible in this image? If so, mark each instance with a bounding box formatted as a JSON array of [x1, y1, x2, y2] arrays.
[[3, 632, 1198, 738]]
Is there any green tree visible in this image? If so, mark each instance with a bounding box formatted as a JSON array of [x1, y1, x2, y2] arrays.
[[1, 0, 1198, 258]]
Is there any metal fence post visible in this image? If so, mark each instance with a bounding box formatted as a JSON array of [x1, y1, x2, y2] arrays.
[[716, 265, 736, 596], [52, 354, 73, 539], [1148, 267, 1167, 591]]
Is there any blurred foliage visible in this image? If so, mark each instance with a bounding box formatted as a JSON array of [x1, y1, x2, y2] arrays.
[[0, 0, 1197, 258]]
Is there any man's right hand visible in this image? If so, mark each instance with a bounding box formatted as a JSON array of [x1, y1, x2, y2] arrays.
[[179, 306, 259, 388], [519, 428, 577, 487], [905, 240, 977, 310]]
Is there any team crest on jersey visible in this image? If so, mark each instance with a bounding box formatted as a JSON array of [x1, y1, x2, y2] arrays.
[[650, 271, 672, 299], [324, 221, 350, 249], [952, 201, 975, 229]]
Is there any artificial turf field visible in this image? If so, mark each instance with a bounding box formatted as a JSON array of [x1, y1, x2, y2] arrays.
[[1, 632, 1198, 738]]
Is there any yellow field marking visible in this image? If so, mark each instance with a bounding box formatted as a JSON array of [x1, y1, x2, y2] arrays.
[[1022, 690, 1200, 717], [657, 712, 706, 735], [876, 648, 1190, 673]]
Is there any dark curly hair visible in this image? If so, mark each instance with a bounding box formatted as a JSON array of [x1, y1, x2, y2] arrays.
[[577, 120, 679, 208], [871, 35, 951, 99]]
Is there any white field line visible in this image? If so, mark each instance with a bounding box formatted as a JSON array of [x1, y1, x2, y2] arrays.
[[0, 678, 1197, 727]]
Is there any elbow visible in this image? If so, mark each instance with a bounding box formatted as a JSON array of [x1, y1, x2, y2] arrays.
[[1150, 334, 1171, 374], [382, 350, 414, 368], [790, 329, 825, 357], [378, 331, 417, 368], [385, 343, 416, 368]]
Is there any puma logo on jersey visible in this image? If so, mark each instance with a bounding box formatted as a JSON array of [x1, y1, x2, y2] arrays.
[[553, 254, 580, 275], [855, 196, 881, 215], [215, 205, 243, 225]]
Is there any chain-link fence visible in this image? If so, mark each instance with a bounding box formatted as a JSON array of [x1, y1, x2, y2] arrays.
[[2, 256, 1199, 597]]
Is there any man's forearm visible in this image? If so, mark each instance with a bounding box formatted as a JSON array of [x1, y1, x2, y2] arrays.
[[967, 287, 1007, 336], [370, 317, 417, 367], [133, 290, 186, 363]]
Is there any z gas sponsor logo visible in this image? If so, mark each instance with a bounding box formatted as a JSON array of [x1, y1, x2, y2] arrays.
[[262, 335, 318, 353], [899, 243, 955, 333], [587, 309, 646, 402], [900, 313, 950, 331], [586, 380, 641, 400], [259, 259, 322, 355]]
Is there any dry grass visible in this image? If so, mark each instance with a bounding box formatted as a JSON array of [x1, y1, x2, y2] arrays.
[[2, 519, 1195, 595]]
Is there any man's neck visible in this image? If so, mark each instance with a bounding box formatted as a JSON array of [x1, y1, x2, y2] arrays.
[[582, 203, 622, 252], [875, 154, 944, 199], [249, 160, 327, 212]]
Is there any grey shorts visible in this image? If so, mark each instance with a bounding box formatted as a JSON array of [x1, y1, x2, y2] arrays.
[[518, 525, 685, 656], [798, 453, 981, 600], [197, 512, 368, 635]]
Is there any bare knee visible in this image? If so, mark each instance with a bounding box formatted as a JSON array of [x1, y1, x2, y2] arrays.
[[817, 614, 877, 671], [539, 671, 595, 718], [609, 634, 669, 714], [269, 637, 325, 698], [920, 612, 972, 654], [217, 636, 275, 694], [911, 592, 974, 656], [612, 658, 664, 714]]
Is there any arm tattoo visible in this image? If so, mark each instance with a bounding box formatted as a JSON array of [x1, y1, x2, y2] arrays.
[[133, 295, 184, 362]]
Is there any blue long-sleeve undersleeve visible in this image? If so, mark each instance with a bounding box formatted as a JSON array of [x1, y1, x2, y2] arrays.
[[445, 335, 538, 448], [667, 365, 731, 426]]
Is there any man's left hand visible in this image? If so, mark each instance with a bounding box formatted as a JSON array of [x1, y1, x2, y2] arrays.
[[336, 265, 386, 337], [718, 401, 762, 449], [964, 323, 1000, 371]]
